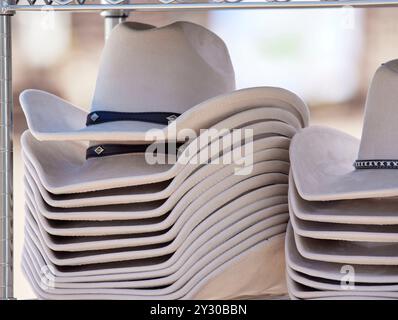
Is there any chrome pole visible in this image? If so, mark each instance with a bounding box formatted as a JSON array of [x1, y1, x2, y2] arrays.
[[101, 0, 129, 40], [0, 1, 13, 301]]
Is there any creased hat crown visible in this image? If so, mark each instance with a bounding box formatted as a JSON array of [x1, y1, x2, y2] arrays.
[[91, 21, 235, 114], [358, 59, 398, 161]]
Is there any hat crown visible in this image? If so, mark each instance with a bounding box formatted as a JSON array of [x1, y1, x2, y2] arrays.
[[91, 21, 235, 114], [358, 60, 398, 161]]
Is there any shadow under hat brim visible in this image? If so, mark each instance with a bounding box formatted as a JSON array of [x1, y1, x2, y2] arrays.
[[20, 87, 309, 142], [290, 125, 398, 201]]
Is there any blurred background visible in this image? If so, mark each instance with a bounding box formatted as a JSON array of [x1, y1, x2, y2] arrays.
[[11, 2, 398, 299]]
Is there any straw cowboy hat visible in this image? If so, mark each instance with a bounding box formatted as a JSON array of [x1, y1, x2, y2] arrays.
[[290, 60, 398, 201], [20, 21, 308, 143]]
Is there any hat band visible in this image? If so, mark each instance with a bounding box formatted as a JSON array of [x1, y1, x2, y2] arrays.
[[86, 111, 181, 126], [86, 142, 183, 159], [354, 160, 398, 169]]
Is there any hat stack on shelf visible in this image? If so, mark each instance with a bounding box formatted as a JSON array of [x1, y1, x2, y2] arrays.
[[19, 21, 309, 299], [286, 60, 398, 300]]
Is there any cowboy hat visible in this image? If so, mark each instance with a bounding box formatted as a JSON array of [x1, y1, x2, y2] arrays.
[[22, 227, 286, 299], [26, 199, 287, 283], [25, 189, 287, 280], [25, 184, 288, 237], [289, 207, 398, 242], [291, 60, 398, 201], [20, 22, 308, 143], [288, 174, 398, 225], [293, 226, 398, 265], [287, 274, 397, 300], [22, 107, 301, 194], [287, 265, 398, 292], [24, 233, 288, 299], [285, 223, 398, 284], [24, 172, 288, 266], [24, 176, 289, 251], [24, 209, 287, 287], [23, 136, 290, 209]]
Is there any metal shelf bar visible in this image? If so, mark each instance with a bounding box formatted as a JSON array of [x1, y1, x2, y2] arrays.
[[4, 0, 398, 13], [0, 11, 13, 300]]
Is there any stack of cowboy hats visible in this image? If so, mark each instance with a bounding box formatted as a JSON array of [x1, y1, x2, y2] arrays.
[[19, 21, 309, 299], [287, 59, 398, 300]]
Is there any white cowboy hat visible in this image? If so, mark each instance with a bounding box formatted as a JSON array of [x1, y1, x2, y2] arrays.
[[25, 189, 286, 280], [20, 22, 308, 144], [24, 209, 287, 288], [288, 174, 398, 225], [24, 233, 287, 300], [24, 173, 288, 251], [287, 275, 397, 300], [26, 199, 287, 283], [290, 60, 398, 201], [288, 265, 398, 292], [22, 228, 286, 299], [293, 226, 398, 266], [24, 172, 288, 266], [26, 183, 288, 237], [22, 106, 302, 195], [20, 22, 308, 141], [289, 207, 398, 242], [288, 174, 398, 241], [23, 136, 291, 209], [285, 223, 398, 284]]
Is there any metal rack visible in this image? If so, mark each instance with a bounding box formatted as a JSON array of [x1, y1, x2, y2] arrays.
[[1, 0, 398, 300]]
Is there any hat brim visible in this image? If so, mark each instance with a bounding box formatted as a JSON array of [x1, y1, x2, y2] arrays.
[[22, 108, 297, 194], [24, 207, 286, 286], [25, 173, 288, 266], [291, 125, 398, 201], [289, 174, 398, 225], [26, 191, 286, 280], [26, 184, 288, 236], [289, 200, 398, 242], [288, 265, 398, 292], [20, 87, 309, 142], [26, 168, 289, 221], [24, 148, 290, 208], [24, 188, 288, 251], [23, 233, 287, 299], [22, 227, 286, 299], [294, 225, 398, 265], [286, 272, 398, 299], [285, 224, 398, 284]]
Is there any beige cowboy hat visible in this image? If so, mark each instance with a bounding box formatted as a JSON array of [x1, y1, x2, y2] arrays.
[[20, 21, 308, 144], [22, 226, 287, 299], [290, 60, 398, 201], [286, 222, 398, 284]]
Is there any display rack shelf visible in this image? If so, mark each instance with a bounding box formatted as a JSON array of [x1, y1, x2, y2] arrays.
[[3, 0, 398, 13]]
